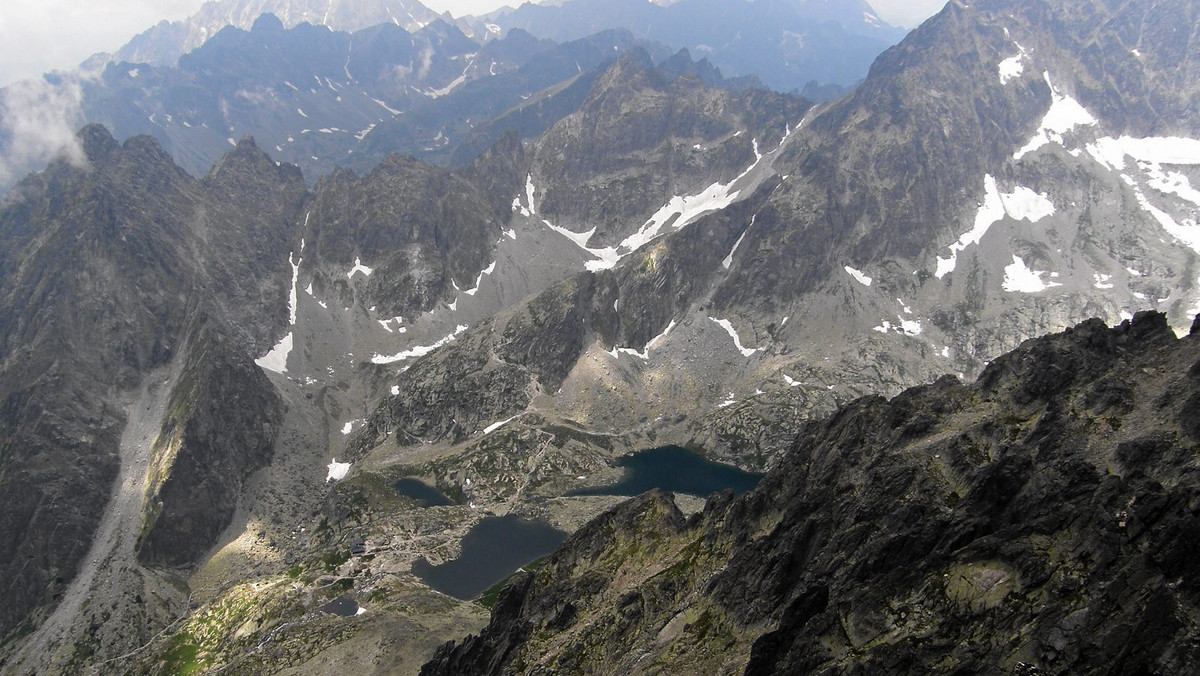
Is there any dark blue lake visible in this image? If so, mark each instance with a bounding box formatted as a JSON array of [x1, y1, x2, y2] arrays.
[[394, 478, 455, 507], [320, 595, 359, 617], [567, 445, 762, 498], [412, 515, 567, 600]]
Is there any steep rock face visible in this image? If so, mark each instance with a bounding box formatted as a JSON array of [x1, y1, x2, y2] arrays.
[[422, 312, 1200, 675], [302, 153, 509, 319], [714, 0, 1200, 350], [0, 127, 300, 644], [529, 49, 807, 246], [356, 273, 619, 448], [137, 322, 284, 568], [456, 0, 1200, 468], [0, 128, 201, 640]]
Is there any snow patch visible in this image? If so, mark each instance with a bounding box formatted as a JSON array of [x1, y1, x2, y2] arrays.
[[255, 333, 293, 374], [1014, 73, 1097, 160], [874, 317, 922, 336], [391, 385, 400, 396], [1003, 255, 1063, 293], [709, 317, 761, 357], [256, 250, 302, 373], [543, 220, 621, 272], [326, 459, 351, 482], [935, 176, 1055, 278], [484, 415, 519, 435], [1094, 273, 1114, 290], [370, 97, 401, 116], [999, 55, 1024, 84], [646, 320, 676, 351], [370, 325, 469, 364], [347, 257, 374, 278], [1087, 136, 1200, 170], [464, 261, 496, 296], [845, 266, 873, 287], [618, 129, 790, 257], [723, 214, 755, 269], [525, 175, 537, 215], [783, 374, 800, 387], [1130, 186, 1200, 254], [623, 175, 744, 254]]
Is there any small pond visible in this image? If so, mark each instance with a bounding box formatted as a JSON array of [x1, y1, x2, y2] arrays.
[[567, 445, 763, 498], [394, 478, 455, 507], [412, 515, 567, 600], [319, 595, 359, 617]]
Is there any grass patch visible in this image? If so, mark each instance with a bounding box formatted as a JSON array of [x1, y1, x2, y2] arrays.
[[162, 632, 204, 675], [322, 548, 350, 572]]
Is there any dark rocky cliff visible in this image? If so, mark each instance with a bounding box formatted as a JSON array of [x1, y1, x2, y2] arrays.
[[422, 311, 1200, 674], [136, 321, 284, 568]]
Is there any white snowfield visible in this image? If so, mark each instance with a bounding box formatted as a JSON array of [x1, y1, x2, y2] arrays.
[[709, 317, 761, 357], [722, 214, 754, 269], [347, 257, 374, 278], [999, 54, 1024, 84], [326, 459, 351, 482], [533, 123, 801, 273], [844, 266, 873, 287], [256, 247, 303, 373], [873, 317, 922, 336], [1085, 135, 1200, 254], [1014, 72, 1098, 160], [370, 324, 469, 364], [608, 320, 676, 361], [1003, 255, 1062, 293], [483, 415, 520, 435], [935, 175, 1055, 278]]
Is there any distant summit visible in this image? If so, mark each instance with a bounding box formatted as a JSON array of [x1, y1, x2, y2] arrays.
[[471, 0, 908, 92], [114, 0, 445, 66]]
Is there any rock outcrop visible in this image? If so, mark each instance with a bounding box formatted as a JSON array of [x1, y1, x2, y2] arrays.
[[423, 312, 1200, 674], [136, 321, 284, 568]]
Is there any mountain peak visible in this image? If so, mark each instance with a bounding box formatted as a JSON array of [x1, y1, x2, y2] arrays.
[[206, 135, 302, 188], [77, 124, 119, 163], [250, 12, 286, 34]]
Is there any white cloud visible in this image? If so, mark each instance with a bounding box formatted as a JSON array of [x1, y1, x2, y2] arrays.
[[0, 76, 88, 186], [0, 0, 206, 87]]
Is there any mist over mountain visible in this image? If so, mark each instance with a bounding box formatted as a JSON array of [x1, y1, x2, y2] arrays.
[[473, 0, 909, 94], [115, 0, 447, 67]]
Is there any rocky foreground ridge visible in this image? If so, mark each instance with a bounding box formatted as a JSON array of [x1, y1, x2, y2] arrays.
[[424, 311, 1200, 675]]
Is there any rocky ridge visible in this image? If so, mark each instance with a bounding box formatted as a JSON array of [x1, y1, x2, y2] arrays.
[[5, 0, 1200, 672], [0, 47, 799, 671], [423, 311, 1200, 675], [477, 0, 908, 94]]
